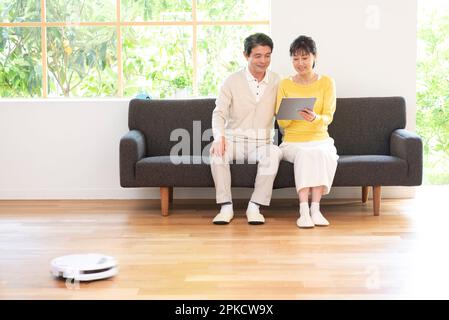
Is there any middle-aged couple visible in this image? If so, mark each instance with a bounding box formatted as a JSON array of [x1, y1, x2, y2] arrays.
[[209, 33, 339, 229]]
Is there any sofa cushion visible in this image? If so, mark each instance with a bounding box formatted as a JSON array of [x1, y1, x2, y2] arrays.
[[135, 156, 260, 187], [135, 156, 212, 187], [273, 155, 408, 188], [134, 155, 408, 188], [333, 155, 408, 186]]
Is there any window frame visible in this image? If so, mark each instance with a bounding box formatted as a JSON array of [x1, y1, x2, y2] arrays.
[[0, 0, 270, 98]]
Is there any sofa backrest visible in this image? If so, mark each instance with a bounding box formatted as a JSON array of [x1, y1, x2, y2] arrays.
[[328, 97, 405, 155], [129, 98, 215, 156], [128, 96, 406, 156]]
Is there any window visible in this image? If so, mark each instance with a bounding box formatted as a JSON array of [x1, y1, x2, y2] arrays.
[[417, 0, 449, 184], [0, 0, 270, 98]]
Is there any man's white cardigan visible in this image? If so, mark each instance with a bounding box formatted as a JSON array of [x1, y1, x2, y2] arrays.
[[212, 69, 280, 144]]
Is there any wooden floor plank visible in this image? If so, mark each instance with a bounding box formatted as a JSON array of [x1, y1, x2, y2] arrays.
[[1, 187, 449, 299]]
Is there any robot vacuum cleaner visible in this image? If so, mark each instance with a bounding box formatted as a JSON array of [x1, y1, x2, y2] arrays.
[[50, 253, 118, 281]]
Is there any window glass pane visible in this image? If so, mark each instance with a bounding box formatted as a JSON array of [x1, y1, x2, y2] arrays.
[[196, 0, 270, 21], [47, 27, 117, 97], [46, 0, 116, 22], [121, 0, 192, 22], [197, 25, 270, 96], [417, 0, 449, 184], [0, 27, 42, 97], [122, 26, 193, 98], [0, 0, 40, 22]]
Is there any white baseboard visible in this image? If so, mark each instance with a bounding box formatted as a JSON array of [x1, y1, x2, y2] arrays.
[[0, 186, 416, 200]]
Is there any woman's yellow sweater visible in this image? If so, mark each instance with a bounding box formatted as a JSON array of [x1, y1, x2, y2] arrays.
[[276, 75, 336, 142]]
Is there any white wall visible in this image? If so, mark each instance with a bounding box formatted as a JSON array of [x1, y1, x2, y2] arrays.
[[0, 0, 417, 200], [0, 99, 146, 199], [271, 0, 417, 131]]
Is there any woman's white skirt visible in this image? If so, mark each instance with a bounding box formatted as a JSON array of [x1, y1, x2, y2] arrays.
[[280, 138, 339, 195]]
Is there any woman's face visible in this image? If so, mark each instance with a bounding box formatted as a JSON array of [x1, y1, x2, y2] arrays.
[[292, 50, 315, 75]]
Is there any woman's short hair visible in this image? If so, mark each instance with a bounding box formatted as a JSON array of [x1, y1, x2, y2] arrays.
[[289, 35, 317, 57], [244, 33, 274, 56]]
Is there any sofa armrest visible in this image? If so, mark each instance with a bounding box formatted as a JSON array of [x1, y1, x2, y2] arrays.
[[120, 130, 146, 187], [390, 129, 423, 185]]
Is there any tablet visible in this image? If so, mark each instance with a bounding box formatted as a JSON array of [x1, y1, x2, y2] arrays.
[[276, 97, 317, 120]]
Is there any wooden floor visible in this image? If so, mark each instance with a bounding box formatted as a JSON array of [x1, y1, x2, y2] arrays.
[[1, 187, 449, 299]]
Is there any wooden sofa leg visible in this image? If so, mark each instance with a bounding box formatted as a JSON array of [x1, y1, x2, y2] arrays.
[[362, 186, 369, 203], [373, 186, 381, 216], [160, 187, 169, 216], [169, 187, 173, 204]]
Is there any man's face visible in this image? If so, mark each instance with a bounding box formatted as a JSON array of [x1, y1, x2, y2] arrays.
[[245, 45, 272, 74]]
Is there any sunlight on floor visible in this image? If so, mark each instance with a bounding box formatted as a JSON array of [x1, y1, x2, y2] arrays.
[[402, 186, 449, 298]]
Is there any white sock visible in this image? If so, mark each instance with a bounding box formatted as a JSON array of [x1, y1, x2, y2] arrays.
[[310, 202, 320, 214], [310, 202, 329, 226], [248, 201, 260, 211], [297, 202, 314, 228], [299, 202, 310, 216], [220, 203, 233, 213]]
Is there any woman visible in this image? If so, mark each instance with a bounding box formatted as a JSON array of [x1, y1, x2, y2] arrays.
[[276, 35, 338, 228]]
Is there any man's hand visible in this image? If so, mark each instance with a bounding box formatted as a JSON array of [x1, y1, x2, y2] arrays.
[[210, 136, 226, 157]]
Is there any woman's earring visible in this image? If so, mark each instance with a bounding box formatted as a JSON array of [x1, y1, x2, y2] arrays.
[[313, 61, 316, 68]]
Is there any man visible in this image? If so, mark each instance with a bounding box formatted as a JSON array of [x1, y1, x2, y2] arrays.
[[210, 33, 282, 225]]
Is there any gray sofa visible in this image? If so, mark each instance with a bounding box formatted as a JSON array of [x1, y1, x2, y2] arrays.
[[120, 97, 422, 216]]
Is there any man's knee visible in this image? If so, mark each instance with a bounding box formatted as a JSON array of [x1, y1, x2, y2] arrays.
[[210, 149, 233, 166], [210, 155, 227, 166], [258, 145, 282, 175], [262, 145, 283, 163]]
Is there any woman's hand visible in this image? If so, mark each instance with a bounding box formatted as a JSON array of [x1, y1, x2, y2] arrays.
[[299, 108, 316, 122]]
